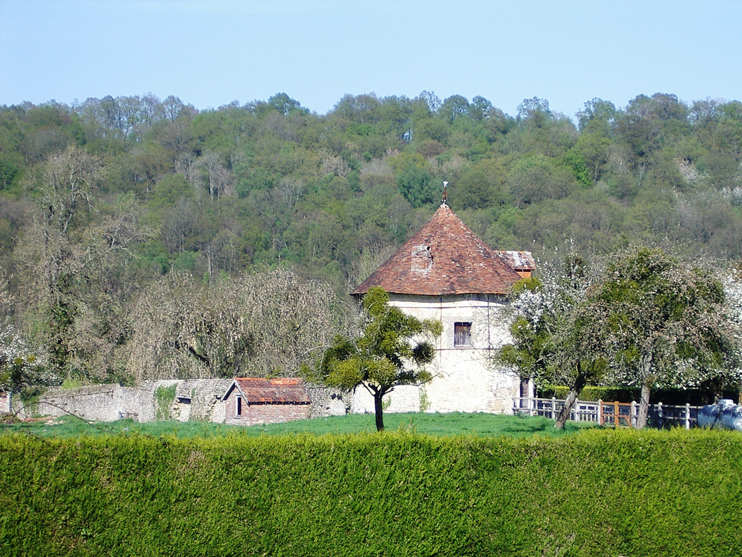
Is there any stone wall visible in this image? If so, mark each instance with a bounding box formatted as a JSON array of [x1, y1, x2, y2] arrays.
[[38, 384, 139, 422], [33, 380, 349, 424], [305, 384, 350, 417], [35, 381, 229, 424]]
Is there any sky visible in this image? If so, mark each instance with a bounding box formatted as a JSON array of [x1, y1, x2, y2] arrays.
[[1, 0, 741, 119]]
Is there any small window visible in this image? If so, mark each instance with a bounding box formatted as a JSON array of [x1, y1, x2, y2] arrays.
[[236, 395, 242, 417], [454, 322, 472, 347]]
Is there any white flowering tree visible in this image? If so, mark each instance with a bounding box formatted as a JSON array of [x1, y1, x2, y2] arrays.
[[497, 253, 609, 429], [0, 273, 52, 395], [593, 248, 741, 428]]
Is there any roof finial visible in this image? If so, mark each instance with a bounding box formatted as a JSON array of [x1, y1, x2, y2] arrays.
[[442, 181, 449, 205]]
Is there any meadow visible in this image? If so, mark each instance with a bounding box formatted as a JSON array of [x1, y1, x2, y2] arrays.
[[0, 412, 592, 439]]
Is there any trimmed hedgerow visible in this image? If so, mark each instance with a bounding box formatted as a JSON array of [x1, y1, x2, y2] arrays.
[[538, 384, 740, 405], [1, 429, 741, 556]]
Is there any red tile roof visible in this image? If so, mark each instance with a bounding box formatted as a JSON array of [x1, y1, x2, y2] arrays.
[[353, 204, 527, 296], [497, 250, 536, 273], [231, 378, 310, 405]]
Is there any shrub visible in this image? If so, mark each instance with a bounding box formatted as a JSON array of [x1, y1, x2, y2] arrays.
[[1, 429, 741, 556]]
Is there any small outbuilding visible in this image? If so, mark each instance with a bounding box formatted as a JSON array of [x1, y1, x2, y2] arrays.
[[222, 378, 311, 426]]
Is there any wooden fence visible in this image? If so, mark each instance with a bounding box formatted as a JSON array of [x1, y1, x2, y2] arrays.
[[512, 396, 701, 429]]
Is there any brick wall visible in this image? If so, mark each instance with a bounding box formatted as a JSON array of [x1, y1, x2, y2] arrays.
[[224, 390, 311, 426]]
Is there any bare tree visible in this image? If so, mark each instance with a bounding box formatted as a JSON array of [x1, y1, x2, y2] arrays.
[[125, 269, 350, 383]]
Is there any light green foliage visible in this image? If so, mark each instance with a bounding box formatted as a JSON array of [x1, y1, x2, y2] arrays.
[[154, 384, 176, 420], [498, 256, 611, 428], [322, 287, 440, 430], [2, 429, 742, 556], [501, 249, 741, 428], [0, 413, 593, 439]]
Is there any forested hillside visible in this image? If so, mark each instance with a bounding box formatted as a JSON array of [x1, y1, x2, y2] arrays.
[[1, 91, 741, 392]]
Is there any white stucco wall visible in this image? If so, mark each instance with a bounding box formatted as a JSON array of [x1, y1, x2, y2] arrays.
[[351, 294, 520, 415]]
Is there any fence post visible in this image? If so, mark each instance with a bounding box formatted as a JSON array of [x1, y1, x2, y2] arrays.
[[529, 396, 534, 417], [598, 400, 603, 425], [574, 397, 579, 421], [552, 397, 556, 420], [686, 403, 691, 430], [630, 400, 636, 428]]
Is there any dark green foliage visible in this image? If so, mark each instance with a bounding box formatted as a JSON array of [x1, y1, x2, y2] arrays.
[[1, 429, 741, 556], [3, 91, 742, 388], [396, 163, 437, 208], [539, 384, 740, 405], [322, 287, 440, 431]]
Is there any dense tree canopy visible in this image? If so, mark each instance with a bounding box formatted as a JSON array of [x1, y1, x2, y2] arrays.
[[1, 91, 742, 394], [594, 248, 741, 428]]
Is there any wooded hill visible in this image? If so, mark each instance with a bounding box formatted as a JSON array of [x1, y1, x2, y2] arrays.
[[1, 92, 741, 391]]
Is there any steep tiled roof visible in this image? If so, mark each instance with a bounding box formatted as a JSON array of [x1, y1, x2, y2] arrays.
[[353, 204, 526, 296], [230, 378, 310, 405]]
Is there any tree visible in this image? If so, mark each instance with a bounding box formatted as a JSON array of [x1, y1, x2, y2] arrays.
[[497, 254, 608, 429], [439, 95, 470, 123], [125, 269, 345, 383], [19, 146, 106, 376], [321, 287, 441, 431], [594, 247, 741, 428], [546, 300, 609, 428]]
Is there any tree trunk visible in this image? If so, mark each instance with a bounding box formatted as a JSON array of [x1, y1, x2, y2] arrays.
[[374, 392, 385, 432], [554, 372, 587, 430], [635, 351, 653, 429], [635, 380, 652, 429]]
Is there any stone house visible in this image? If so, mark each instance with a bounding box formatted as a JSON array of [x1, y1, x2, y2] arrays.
[[222, 377, 311, 426], [351, 202, 534, 415]]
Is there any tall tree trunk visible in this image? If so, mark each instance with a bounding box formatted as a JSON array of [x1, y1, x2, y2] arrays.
[[374, 392, 385, 432], [635, 352, 654, 429], [555, 372, 587, 429], [635, 380, 652, 429]]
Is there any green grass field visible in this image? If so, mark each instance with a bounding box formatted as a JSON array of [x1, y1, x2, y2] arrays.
[[0, 411, 594, 439]]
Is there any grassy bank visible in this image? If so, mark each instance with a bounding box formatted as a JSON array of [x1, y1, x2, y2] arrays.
[[0, 412, 593, 439], [1, 428, 741, 556]]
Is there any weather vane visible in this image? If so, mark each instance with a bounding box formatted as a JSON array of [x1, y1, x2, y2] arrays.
[[442, 181, 449, 205]]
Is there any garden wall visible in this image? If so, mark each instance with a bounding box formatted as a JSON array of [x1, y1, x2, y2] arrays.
[[34, 380, 349, 424]]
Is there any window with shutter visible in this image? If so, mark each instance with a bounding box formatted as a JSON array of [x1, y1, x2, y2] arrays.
[[454, 322, 472, 347]]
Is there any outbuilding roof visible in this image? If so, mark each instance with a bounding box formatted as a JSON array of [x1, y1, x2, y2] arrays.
[[223, 378, 310, 405], [353, 203, 529, 296]]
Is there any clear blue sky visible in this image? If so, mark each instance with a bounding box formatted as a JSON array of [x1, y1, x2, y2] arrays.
[[1, 0, 740, 119]]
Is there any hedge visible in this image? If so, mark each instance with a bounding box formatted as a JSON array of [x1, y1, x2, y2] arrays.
[[1, 430, 741, 556], [538, 384, 740, 405]]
